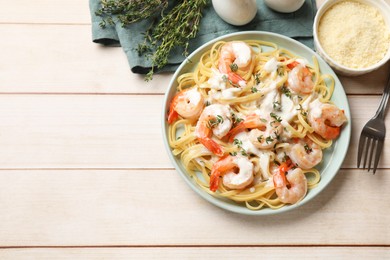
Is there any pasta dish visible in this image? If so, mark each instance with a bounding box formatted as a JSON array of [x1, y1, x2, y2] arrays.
[[167, 40, 347, 211]]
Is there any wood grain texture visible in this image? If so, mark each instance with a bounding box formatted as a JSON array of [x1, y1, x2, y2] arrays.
[[0, 0, 389, 256], [0, 169, 389, 246], [1, 247, 389, 259], [0, 25, 171, 94], [0, 25, 388, 94], [0, 0, 91, 24], [0, 95, 388, 169]]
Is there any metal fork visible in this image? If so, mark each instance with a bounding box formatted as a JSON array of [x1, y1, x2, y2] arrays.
[[357, 71, 390, 174]]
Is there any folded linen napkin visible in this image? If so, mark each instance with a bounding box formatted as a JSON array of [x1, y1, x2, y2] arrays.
[[89, 0, 317, 74]]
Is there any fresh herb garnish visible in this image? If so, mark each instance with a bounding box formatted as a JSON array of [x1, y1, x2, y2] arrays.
[[222, 75, 228, 82], [97, 0, 209, 81], [233, 138, 243, 148], [270, 112, 282, 122], [273, 101, 282, 111], [304, 143, 312, 154], [230, 63, 238, 72], [297, 104, 308, 117], [96, 0, 168, 28], [266, 136, 274, 144], [232, 113, 243, 126], [281, 85, 292, 98], [254, 73, 261, 84], [208, 115, 224, 128]]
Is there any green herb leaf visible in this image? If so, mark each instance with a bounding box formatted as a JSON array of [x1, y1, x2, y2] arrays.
[[230, 63, 238, 72], [304, 143, 312, 154], [254, 73, 261, 84], [281, 85, 292, 98], [233, 139, 242, 148], [270, 112, 282, 122], [273, 101, 282, 111], [266, 136, 274, 144]]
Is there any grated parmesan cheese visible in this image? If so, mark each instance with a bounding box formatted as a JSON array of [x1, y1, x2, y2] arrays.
[[318, 0, 390, 69]]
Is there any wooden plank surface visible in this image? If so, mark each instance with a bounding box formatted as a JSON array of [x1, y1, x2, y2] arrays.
[[0, 0, 91, 24], [0, 95, 388, 169], [0, 24, 388, 94], [1, 248, 389, 259], [0, 24, 171, 94], [0, 169, 389, 246], [1, 0, 390, 257]]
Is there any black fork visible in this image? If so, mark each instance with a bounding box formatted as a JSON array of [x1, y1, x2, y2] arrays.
[[357, 71, 390, 173]]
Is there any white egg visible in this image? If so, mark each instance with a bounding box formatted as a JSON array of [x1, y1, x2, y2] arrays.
[[264, 0, 305, 13], [212, 0, 257, 26]]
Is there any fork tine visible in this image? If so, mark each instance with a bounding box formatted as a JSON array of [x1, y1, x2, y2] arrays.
[[367, 138, 377, 172], [362, 137, 372, 169], [373, 140, 384, 174], [357, 134, 367, 168]]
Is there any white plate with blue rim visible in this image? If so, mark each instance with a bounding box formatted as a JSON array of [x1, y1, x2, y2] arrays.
[[161, 31, 351, 215]]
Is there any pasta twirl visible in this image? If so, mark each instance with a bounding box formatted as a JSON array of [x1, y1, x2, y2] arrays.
[[167, 40, 347, 211]]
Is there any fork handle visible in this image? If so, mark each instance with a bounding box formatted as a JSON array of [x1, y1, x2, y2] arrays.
[[375, 71, 390, 120]]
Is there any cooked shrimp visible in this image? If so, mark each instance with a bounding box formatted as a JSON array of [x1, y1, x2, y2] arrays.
[[273, 162, 307, 204], [287, 61, 314, 94], [288, 138, 322, 170], [218, 41, 252, 85], [168, 88, 204, 124], [195, 104, 232, 156], [227, 113, 283, 149], [210, 155, 254, 192], [308, 99, 347, 140]]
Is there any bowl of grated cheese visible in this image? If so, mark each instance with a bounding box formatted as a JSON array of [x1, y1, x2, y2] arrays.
[[313, 0, 390, 76]]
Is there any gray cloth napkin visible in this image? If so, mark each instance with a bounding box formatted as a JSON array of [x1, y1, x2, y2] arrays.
[[90, 0, 317, 74]]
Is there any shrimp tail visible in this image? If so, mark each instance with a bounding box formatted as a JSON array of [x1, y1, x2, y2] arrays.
[[274, 160, 293, 188], [323, 125, 341, 140], [168, 93, 180, 124], [198, 137, 224, 157], [279, 160, 294, 173], [227, 72, 245, 85], [226, 122, 246, 142], [287, 61, 300, 69], [209, 169, 221, 192], [167, 109, 179, 124], [209, 155, 232, 191], [273, 171, 286, 188]]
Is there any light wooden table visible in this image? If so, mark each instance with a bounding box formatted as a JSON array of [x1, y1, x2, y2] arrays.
[[0, 0, 389, 259]]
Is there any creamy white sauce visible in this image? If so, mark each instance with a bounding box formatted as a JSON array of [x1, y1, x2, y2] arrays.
[[238, 80, 247, 88], [263, 57, 279, 73], [296, 58, 308, 67], [279, 94, 297, 123], [235, 132, 258, 156], [207, 68, 227, 90], [258, 88, 278, 115], [258, 152, 272, 180], [309, 99, 323, 119], [232, 42, 251, 67], [221, 87, 241, 99]]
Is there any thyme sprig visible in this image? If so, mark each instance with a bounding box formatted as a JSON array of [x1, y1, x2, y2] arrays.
[[96, 0, 209, 81], [96, 0, 168, 28], [144, 0, 209, 80]]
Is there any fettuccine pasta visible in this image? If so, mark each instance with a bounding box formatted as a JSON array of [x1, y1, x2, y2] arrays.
[[167, 40, 347, 211]]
